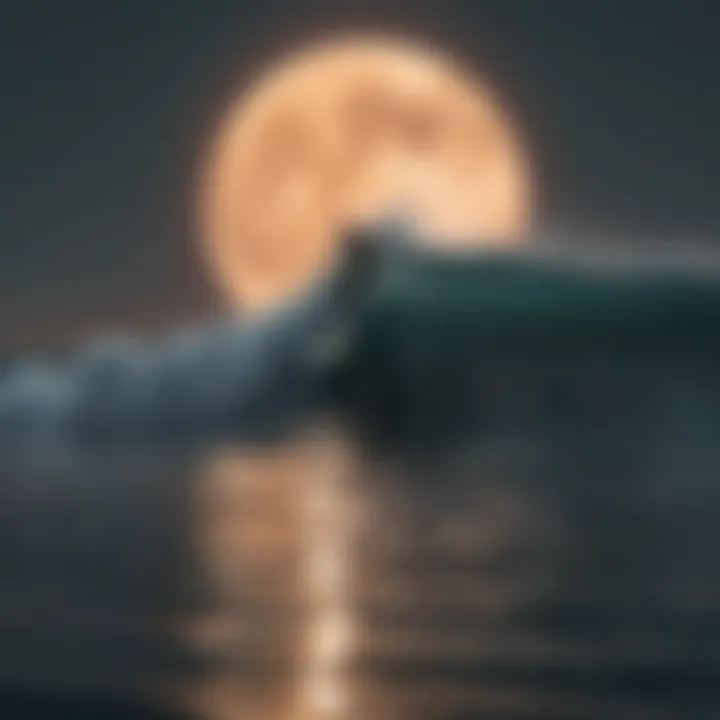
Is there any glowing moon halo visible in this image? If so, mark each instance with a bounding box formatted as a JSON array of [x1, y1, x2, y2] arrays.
[[200, 36, 534, 310]]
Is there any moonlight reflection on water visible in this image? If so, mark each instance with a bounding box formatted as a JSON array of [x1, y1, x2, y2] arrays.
[[1, 387, 720, 720]]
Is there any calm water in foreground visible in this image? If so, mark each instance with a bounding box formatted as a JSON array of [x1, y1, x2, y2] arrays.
[[0, 416, 719, 720]]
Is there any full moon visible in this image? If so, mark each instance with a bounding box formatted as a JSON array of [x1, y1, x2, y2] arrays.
[[199, 35, 534, 310]]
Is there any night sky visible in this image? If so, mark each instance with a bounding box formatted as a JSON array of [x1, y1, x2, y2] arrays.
[[0, 1, 718, 351]]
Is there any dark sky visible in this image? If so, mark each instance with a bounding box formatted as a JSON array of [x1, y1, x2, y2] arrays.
[[0, 1, 718, 351]]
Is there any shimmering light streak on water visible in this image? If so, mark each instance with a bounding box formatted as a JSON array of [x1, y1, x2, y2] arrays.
[[296, 436, 357, 720]]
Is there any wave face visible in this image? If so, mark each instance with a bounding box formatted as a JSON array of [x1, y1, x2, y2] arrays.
[[2, 235, 720, 717]]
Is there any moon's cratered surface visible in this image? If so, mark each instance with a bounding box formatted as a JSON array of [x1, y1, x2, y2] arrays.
[[200, 36, 534, 310]]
